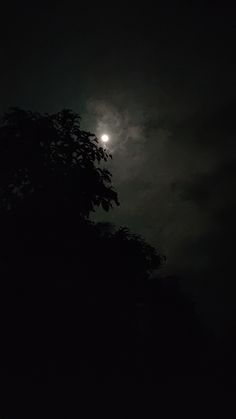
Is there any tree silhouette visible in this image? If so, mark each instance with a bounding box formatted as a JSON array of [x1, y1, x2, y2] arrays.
[[0, 108, 163, 286], [0, 107, 212, 419], [0, 107, 119, 217], [93, 224, 164, 279]]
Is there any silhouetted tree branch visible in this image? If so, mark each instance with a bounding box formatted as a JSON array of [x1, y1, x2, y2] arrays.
[[0, 108, 119, 217]]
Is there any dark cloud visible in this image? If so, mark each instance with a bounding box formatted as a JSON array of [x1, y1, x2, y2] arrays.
[[84, 91, 236, 332]]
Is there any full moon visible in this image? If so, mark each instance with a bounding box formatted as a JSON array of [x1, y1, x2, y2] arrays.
[[101, 134, 109, 143]]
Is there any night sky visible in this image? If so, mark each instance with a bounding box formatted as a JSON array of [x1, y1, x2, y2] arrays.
[[1, 2, 236, 331]]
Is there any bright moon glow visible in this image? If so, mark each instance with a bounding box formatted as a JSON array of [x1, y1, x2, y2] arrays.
[[101, 134, 109, 143]]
